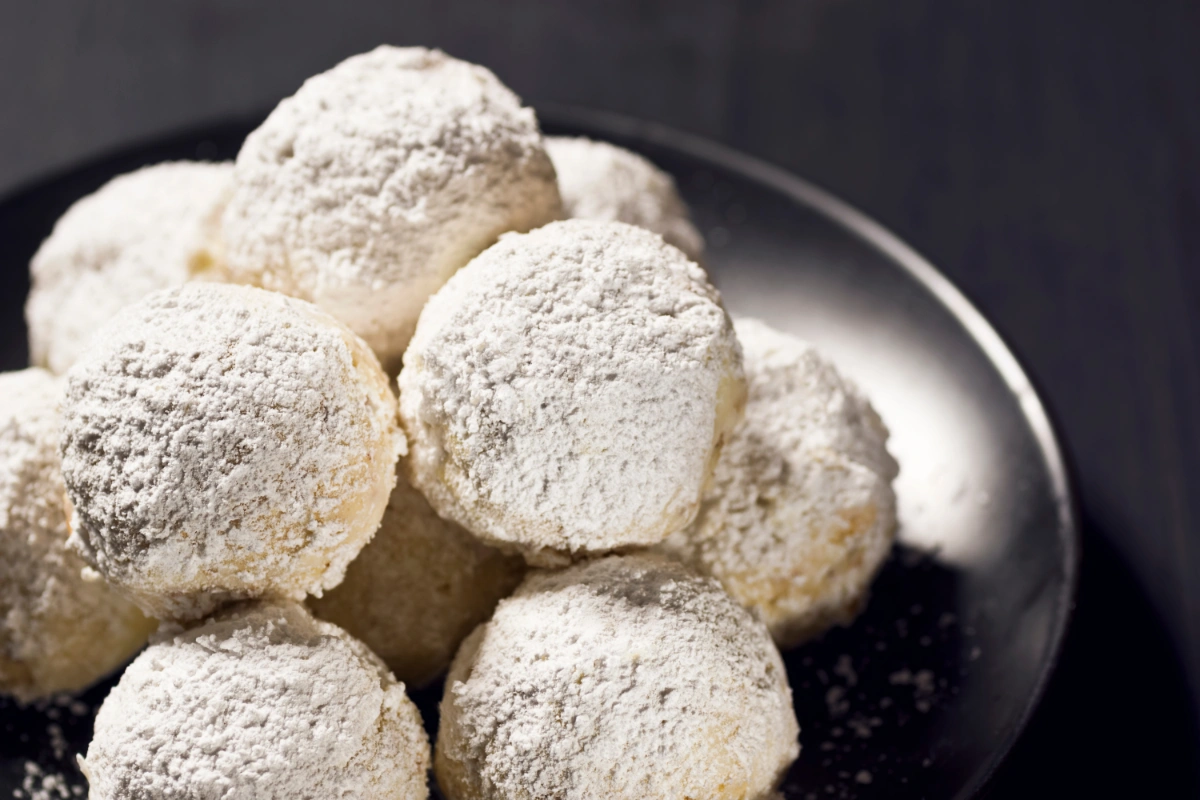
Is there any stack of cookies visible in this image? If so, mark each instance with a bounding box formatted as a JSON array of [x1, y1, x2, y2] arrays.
[[2, 46, 898, 800]]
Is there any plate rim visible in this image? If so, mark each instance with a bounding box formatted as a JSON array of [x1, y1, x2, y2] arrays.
[[0, 106, 1081, 799], [538, 103, 1081, 798]]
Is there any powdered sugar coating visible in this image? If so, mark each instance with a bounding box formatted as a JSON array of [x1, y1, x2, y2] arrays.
[[26, 161, 233, 375], [658, 319, 899, 647], [223, 46, 562, 373], [310, 463, 525, 688], [436, 555, 799, 800], [81, 601, 430, 800], [399, 220, 745, 565], [60, 283, 404, 621], [0, 369, 153, 702], [546, 136, 704, 260]]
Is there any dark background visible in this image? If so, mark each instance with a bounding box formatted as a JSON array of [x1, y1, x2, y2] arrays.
[[1, 2, 1197, 795]]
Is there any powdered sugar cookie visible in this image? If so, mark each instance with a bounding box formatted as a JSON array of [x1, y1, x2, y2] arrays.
[[0, 368, 154, 702], [658, 319, 899, 647], [26, 161, 233, 375], [399, 220, 745, 565], [435, 555, 799, 800], [223, 46, 562, 373], [81, 601, 430, 800], [309, 464, 525, 688], [60, 283, 403, 621], [546, 136, 704, 260]]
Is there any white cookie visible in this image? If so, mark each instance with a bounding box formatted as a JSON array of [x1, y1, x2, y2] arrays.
[[82, 602, 429, 800], [547, 136, 703, 259], [0, 368, 153, 702], [658, 319, 899, 646], [26, 161, 233, 375], [399, 220, 745, 564], [223, 46, 562, 373], [436, 555, 799, 800], [60, 283, 403, 621]]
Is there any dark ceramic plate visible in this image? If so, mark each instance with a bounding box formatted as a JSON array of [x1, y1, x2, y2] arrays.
[[0, 108, 1078, 800]]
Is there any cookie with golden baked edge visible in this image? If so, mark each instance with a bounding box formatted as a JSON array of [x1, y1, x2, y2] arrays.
[[657, 318, 899, 647], [59, 283, 404, 621], [0, 368, 154, 702], [310, 463, 525, 688]]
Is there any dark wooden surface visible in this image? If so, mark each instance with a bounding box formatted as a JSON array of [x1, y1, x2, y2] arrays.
[[1, 2, 1197, 794]]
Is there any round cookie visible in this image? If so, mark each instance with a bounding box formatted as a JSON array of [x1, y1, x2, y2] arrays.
[[223, 46, 562, 373], [309, 464, 525, 688], [435, 555, 799, 800], [26, 161, 233, 375], [658, 319, 899, 647], [546, 136, 704, 260], [398, 219, 745, 565], [81, 601, 430, 800], [60, 282, 403, 621], [0, 369, 154, 702]]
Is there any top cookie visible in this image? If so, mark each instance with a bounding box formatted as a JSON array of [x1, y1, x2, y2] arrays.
[[399, 220, 744, 565], [546, 136, 704, 260], [60, 283, 403, 621], [26, 161, 233, 375], [223, 46, 562, 373]]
